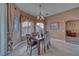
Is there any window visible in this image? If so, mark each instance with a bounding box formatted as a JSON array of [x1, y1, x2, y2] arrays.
[[21, 21, 33, 36], [36, 23, 44, 34]]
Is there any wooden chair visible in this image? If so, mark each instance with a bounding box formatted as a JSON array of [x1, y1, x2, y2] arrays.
[[26, 34, 38, 56]]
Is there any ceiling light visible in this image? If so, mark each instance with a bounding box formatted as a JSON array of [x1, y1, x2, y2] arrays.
[[36, 5, 45, 20]]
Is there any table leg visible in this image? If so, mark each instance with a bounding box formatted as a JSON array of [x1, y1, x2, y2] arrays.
[[38, 41, 40, 55]]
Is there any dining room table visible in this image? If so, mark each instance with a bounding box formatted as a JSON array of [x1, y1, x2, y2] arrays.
[[31, 35, 45, 55]]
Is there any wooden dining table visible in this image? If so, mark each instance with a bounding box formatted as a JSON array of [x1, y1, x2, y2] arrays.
[[31, 36, 45, 55], [36, 36, 45, 55]]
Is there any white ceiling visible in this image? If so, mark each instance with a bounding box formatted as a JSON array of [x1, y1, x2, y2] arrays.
[[16, 3, 79, 17]]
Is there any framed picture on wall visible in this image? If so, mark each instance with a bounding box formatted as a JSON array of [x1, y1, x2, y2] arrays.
[[13, 15, 20, 32], [50, 23, 59, 30]]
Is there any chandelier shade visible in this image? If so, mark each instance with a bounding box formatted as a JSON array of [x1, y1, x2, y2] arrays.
[[36, 16, 40, 20], [36, 4, 45, 20], [36, 15, 44, 20]]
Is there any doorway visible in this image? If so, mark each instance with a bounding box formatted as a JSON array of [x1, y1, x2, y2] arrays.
[[66, 20, 79, 45]]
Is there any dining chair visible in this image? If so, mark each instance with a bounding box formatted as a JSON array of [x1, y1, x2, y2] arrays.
[[26, 34, 38, 56], [44, 32, 51, 53]]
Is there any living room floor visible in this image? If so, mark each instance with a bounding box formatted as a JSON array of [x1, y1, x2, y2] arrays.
[[7, 38, 79, 56], [66, 36, 79, 45]]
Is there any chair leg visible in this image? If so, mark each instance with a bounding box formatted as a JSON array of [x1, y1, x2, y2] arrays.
[[26, 46, 28, 52], [47, 44, 49, 50], [30, 47, 32, 56], [44, 46, 46, 53], [44, 44, 48, 53], [47, 41, 51, 50], [49, 41, 51, 47]]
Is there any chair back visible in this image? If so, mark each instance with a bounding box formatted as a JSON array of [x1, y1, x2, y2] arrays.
[[44, 32, 50, 46], [26, 34, 32, 46]]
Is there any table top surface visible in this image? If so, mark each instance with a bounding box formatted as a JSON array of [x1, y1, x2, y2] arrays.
[[30, 36, 44, 40], [35, 36, 44, 40]]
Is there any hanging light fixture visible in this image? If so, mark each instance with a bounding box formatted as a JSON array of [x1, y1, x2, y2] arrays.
[[36, 4, 45, 20]]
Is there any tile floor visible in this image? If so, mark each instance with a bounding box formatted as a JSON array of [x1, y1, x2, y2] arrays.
[[7, 38, 79, 56]]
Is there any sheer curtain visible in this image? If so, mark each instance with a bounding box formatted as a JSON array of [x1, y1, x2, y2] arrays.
[[21, 20, 33, 36]]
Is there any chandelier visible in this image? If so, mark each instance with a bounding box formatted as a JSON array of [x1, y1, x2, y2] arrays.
[[36, 5, 45, 20]]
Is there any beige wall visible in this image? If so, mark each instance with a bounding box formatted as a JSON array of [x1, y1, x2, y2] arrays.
[[47, 18, 66, 40], [47, 7, 79, 40]]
